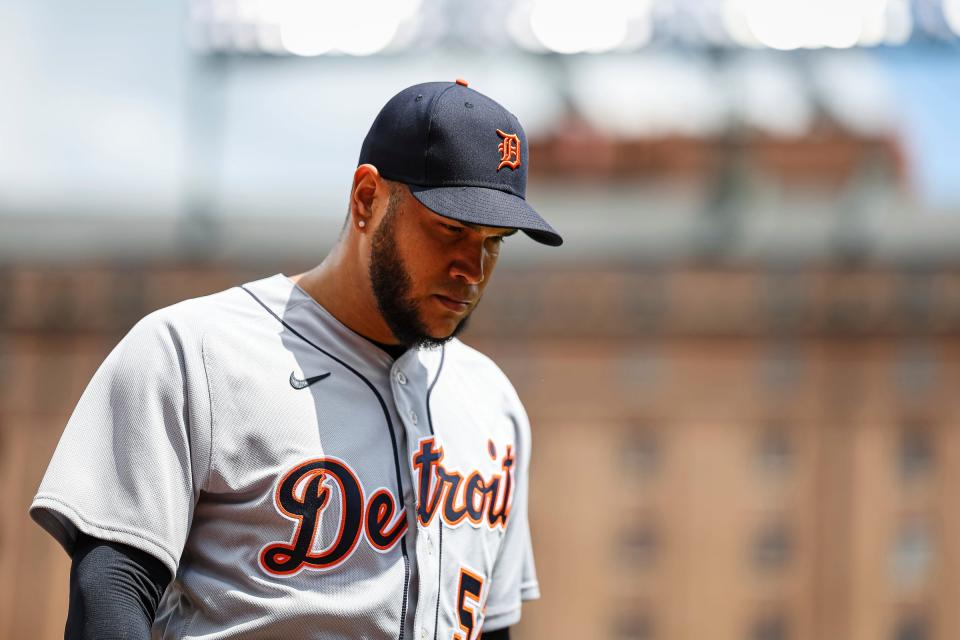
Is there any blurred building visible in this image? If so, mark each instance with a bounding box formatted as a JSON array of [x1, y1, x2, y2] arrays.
[[2, 259, 959, 640]]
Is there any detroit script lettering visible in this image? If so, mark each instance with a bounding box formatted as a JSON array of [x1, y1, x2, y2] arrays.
[[259, 437, 515, 576]]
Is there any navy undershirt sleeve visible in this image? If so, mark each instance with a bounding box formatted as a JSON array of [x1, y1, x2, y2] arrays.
[[481, 628, 510, 640], [67, 532, 171, 640]]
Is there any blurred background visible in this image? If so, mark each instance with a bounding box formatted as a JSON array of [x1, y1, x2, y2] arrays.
[[2, 0, 960, 638]]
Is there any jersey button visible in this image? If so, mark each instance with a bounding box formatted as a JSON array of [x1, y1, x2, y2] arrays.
[[396, 371, 407, 385], [419, 629, 427, 640], [409, 409, 418, 425]]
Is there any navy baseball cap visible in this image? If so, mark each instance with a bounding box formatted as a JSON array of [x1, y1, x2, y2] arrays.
[[358, 80, 563, 247]]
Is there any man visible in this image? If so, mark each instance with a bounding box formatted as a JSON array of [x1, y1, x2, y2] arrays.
[[31, 79, 562, 639]]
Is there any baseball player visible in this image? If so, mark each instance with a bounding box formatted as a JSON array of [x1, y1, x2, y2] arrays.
[[30, 79, 562, 640]]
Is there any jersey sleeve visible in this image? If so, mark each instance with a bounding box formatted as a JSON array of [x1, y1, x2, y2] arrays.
[[29, 308, 212, 579], [481, 389, 540, 631]]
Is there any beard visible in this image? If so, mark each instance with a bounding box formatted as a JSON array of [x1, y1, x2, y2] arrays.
[[368, 199, 472, 349]]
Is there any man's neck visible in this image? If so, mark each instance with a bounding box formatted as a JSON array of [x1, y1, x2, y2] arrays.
[[290, 251, 400, 347]]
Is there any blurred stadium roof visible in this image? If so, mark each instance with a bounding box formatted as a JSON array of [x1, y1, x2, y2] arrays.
[[2, 0, 960, 263]]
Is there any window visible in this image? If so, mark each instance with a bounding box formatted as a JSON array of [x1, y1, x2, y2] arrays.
[[759, 344, 802, 392], [750, 613, 788, 640], [892, 615, 929, 640], [619, 521, 659, 570], [894, 343, 937, 394], [898, 424, 934, 483], [890, 522, 933, 591], [898, 274, 934, 327], [618, 351, 663, 391], [612, 612, 654, 640], [756, 424, 793, 478], [752, 523, 792, 572], [622, 429, 660, 479]]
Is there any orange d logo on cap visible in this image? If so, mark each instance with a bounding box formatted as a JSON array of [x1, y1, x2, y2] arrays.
[[496, 129, 521, 171]]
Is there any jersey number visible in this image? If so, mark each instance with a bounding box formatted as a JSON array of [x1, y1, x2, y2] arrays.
[[453, 567, 485, 640]]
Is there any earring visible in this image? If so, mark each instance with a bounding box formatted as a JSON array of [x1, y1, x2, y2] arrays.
[[358, 220, 366, 228]]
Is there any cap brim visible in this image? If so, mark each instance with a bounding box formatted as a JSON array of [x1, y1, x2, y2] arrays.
[[408, 185, 563, 247]]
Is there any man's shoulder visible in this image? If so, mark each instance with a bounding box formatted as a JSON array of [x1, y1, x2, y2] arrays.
[[440, 340, 531, 436], [140, 272, 298, 332], [443, 338, 502, 371], [134, 285, 247, 333], [120, 281, 268, 355], [441, 339, 516, 392]]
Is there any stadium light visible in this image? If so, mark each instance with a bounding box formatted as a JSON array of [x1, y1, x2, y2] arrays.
[[724, 0, 914, 50], [526, 0, 650, 54], [944, 0, 960, 36]]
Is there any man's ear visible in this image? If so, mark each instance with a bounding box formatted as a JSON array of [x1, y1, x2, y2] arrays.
[[351, 164, 384, 228]]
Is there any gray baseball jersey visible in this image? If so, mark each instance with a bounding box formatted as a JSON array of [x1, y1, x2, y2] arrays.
[[30, 273, 539, 639]]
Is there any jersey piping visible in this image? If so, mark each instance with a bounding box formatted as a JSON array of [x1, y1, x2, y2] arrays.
[[425, 345, 446, 640]]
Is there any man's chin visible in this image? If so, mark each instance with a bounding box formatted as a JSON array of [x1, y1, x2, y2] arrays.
[[381, 305, 472, 350], [416, 316, 470, 348]]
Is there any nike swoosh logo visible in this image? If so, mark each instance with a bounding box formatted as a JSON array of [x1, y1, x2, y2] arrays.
[[289, 371, 331, 389]]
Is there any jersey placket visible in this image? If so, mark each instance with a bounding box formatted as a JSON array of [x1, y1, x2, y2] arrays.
[[391, 351, 442, 640]]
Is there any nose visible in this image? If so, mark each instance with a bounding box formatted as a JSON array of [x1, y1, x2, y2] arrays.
[[449, 243, 485, 285]]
